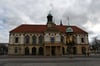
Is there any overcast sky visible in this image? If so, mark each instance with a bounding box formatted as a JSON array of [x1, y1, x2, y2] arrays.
[[0, 0, 100, 43]]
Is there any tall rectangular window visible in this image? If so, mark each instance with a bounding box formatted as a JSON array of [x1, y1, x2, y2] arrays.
[[81, 38, 84, 43], [15, 37, 19, 43], [25, 35, 30, 44]]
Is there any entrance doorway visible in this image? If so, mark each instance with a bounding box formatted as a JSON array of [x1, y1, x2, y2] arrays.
[[51, 46, 56, 56], [25, 47, 29, 55], [67, 46, 71, 54], [82, 47, 86, 55], [62, 47, 65, 55], [73, 47, 77, 55]]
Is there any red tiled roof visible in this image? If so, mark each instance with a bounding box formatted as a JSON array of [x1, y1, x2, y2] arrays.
[[10, 24, 88, 34]]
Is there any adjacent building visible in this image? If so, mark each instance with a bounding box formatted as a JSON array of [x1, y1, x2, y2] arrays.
[[8, 13, 89, 56], [0, 43, 8, 55]]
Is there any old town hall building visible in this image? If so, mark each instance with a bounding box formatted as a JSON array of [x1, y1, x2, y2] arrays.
[[8, 13, 89, 56]]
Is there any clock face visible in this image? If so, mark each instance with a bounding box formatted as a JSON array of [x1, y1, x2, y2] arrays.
[[66, 27, 73, 32]]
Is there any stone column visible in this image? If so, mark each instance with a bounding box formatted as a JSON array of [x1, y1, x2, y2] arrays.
[[50, 46, 51, 56], [64, 36, 66, 44], [20, 34, 24, 44], [77, 45, 82, 55], [85, 35, 88, 44], [30, 36, 32, 44], [29, 47, 32, 55], [65, 47, 67, 55], [60, 46, 62, 56], [56, 46, 57, 56], [21, 46, 24, 55], [44, 46, 46, 56], [77, 35, 80, 44], [37, 36, 38, 44], [36, 47, 38, 55], [9, 35, 14, 44]]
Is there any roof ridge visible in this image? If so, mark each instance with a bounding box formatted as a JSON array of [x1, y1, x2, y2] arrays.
[[21, 24, 46, 26]]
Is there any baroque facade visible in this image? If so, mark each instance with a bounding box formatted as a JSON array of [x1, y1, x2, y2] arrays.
[[8, 13, 89, 56]]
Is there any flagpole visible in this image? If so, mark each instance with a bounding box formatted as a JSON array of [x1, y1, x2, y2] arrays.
[[67, 16, 70, 26]]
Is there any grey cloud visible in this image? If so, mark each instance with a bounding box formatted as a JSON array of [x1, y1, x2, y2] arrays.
[[89, 0, 100, 13], [62, 11, 88, 25], [0, 0, 100, 43]]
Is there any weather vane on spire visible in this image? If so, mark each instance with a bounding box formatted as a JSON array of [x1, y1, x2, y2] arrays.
[[49, 3, 53, 14]]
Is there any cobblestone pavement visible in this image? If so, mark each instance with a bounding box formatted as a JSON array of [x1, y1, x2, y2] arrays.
[[0, 56, 100, 66]]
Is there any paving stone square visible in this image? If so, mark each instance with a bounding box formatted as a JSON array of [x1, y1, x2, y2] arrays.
[[0, 56, 100, 66]]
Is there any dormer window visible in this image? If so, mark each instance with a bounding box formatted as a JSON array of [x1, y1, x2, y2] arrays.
[[66, 27, 73, 33]]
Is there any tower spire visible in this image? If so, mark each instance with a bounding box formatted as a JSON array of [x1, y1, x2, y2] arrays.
[[47, 3, 53, 22], [50, 3, 53, 12], [60, 20, 63, 26]]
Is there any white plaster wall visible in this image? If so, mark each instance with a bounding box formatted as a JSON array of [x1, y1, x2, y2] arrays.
[[79, 35, 85, 44], [18, 36, 21, 44], [44, 33, 50, 42], [9, 34, 14, 44], [9, 33, 88, 45], [55, 34, 60, 42], [9, 33, 24, 44], [85, 35, 88, 44], [77, 35, 80, 44], [13, 34, 20, 44], [77, 34, 88, 44], [20, 34, 24, 44]]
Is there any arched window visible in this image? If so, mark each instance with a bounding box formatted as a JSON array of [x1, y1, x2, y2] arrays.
[[32, 47, 36, 55], [25, 47, 29, 55], [61, 36, 64, 43], [39, 47, 44, 55], [32, 35, 37, 44], [39, 35, 43, 44], [24, 35, 30, 44], [15, 37, 19, 43], [51, 37, 55, 43]]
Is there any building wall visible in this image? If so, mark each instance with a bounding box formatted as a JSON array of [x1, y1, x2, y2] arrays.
[[8, 32, 89, 56]]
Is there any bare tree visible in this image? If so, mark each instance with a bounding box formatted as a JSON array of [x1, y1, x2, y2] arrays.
[[91, 37, 100, 53]]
